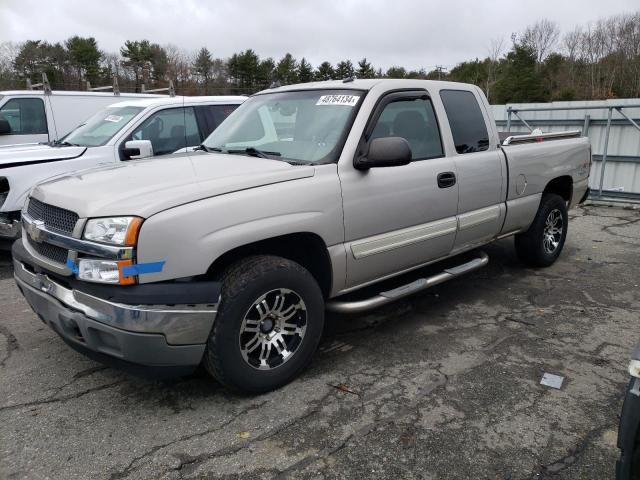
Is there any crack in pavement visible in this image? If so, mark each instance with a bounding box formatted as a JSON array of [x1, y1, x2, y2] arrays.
[[108, 399, 269, 479], [160, 369, 447, 479], [528, 386, 627, 479], [264, 377, 451, 480], [0, 380, 122, 413], [169, 392, 335, 478]]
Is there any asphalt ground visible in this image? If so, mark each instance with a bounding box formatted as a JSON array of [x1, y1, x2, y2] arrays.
[[1, 204, 639, 480]]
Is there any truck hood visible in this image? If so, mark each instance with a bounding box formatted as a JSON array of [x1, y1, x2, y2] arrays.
[[31, 152, 316, 218], [0, 144, 87, 168]]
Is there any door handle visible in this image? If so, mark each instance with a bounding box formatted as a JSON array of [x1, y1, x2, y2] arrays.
[[437, 172, 456, 188]]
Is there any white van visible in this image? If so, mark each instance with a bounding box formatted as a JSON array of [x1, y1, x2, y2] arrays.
[[0, 95, 246, 242], [0, 90, 167, 146]]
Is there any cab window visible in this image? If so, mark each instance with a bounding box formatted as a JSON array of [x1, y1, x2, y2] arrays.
[[129, 107, 200, 156], [0, 98, 47, 135]]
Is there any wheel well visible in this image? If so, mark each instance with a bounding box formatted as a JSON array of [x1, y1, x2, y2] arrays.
[[206, 233, 333, 298], [544, 176, 573, 203]]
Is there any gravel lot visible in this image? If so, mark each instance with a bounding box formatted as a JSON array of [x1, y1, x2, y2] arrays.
[[1, 204, 639, 480]]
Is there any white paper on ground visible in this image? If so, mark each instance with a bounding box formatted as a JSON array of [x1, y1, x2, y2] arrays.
[[540, 372, 564, 389]]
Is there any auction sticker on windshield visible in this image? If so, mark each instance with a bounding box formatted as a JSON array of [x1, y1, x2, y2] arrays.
[[316, 95, 360, 107]]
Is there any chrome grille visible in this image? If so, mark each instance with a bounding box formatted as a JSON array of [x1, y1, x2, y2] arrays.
[[27, 198, 78, 235], [27, 236, 69, 265]]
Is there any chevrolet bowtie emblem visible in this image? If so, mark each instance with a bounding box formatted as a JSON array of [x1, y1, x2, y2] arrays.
[[36, 273, 53, 293], [27, 219, 45, 243]]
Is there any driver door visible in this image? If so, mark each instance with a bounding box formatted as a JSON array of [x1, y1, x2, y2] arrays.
[[338, 91, 459, 289], [121, 107, 201, 159]]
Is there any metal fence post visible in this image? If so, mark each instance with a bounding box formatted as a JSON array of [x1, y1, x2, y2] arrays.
[[582, 114, 590, 136], [598, 107, 613, 198], [506, 108, 511, 132]]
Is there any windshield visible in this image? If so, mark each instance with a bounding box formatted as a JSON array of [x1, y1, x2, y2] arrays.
[[204, 89, 364, 163], [63, 106, 144, 147]]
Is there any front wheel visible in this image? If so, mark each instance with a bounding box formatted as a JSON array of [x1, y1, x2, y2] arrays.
[[514, 193, 568, 268], [203, 256, 324, 394]]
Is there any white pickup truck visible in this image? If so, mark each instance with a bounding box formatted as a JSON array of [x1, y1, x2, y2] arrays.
[[0, 95, 246, 242], [13, 79, 591, 393], [0, 89, 165, 146]]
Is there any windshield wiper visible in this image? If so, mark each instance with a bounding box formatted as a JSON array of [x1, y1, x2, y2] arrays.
[[196, 144, 228, 153], [51, 139, 80, 147], [227, 147, 281, 159]]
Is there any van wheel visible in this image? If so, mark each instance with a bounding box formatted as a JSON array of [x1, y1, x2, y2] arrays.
[[514, 193, 568, 268], [203, 256, 324, 394]]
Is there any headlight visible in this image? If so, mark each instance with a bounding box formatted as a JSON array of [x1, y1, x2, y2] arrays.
[[83, 217, 142, 246], [77, 259, 121, 284], [77, 259, 135, 285]]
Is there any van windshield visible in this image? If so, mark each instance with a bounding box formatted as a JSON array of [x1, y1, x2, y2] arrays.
[[203, 89, 364, 164], [62, 106, 144, 147]]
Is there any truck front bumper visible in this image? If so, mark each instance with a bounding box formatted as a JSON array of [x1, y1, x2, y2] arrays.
[[13, 246, 220, 376], [0, 216, 20, 240]]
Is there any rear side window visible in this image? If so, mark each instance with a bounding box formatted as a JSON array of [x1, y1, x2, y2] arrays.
[[440, 90, 490, 154], [0, 98, 47, 135], [195, 104, 240, 140]]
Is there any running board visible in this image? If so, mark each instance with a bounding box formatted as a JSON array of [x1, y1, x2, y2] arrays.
[[326, 251, 489, 314]]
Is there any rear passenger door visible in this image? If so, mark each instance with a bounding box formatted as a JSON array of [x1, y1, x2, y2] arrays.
[[439, 89, 505, 252]]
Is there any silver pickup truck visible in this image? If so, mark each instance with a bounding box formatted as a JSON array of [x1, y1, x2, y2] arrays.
[[12, 79, 591, 393]]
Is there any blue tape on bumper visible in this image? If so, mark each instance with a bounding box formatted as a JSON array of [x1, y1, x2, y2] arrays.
[[66, 259, 78, 274], [122, 261, 165, 278]]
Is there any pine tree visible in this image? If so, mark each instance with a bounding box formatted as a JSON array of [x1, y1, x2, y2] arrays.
[[298, 58, 314, 83], [194, 47, 214, 87], [385, 66, 407, 78], [493, 44, 546, 103], [276, 53, 298, 85], [66, 36, 102, 87], [120, 40, 168, 91], [356, 58, 375, 79], [334, 60, 354, 79], [315, 61, 334, 81]]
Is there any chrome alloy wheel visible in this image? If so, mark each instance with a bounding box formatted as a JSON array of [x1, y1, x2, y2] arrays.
[[543, 208, 563, 254], [239, 288, 307, 370]]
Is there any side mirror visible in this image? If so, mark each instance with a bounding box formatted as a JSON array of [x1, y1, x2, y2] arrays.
[[123, 140, 153, 160], [355, 137, 412, 170], [0, 118, 11, 135]]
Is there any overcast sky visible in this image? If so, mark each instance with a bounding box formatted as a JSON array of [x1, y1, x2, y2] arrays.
[[1, 0, 638, 70]]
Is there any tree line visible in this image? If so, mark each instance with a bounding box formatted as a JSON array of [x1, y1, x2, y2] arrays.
[[0, 10, 638, 103]]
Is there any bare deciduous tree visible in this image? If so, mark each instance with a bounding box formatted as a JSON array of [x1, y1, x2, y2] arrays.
[[485, 37, 504, 102], [521, 19, 560, 63]]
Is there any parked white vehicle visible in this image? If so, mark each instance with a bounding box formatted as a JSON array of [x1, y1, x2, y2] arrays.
[[0, 90, 168, 146], [0, 95, 246, 241]]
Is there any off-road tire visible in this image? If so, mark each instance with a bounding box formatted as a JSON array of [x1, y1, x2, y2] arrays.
[[514, 193, 568, 268], [203, 255, 324, 394]]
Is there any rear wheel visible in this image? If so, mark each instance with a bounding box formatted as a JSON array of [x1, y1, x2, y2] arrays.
[[203, 255, 324, 394], [514, 193, 568, 267]]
